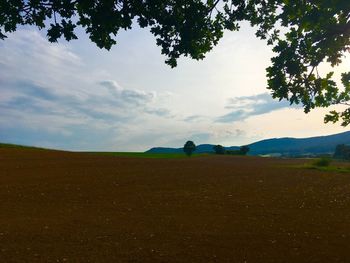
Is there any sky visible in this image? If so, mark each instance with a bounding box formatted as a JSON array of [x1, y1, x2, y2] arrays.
[[0, 23, 349, 151]]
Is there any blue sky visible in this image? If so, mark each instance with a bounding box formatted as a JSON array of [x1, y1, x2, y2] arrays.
[[0, 24, 349, 151]]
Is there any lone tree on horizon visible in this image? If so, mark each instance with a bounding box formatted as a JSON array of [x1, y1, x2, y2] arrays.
[[183, 141, 196, 157], [2, 1, 349, 125]]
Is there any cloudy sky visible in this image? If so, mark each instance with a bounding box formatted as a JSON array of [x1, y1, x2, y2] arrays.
[[0, 23, 349, 151]]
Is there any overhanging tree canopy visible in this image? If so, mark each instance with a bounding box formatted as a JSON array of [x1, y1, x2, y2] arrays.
[[1, 0, 349, 124]]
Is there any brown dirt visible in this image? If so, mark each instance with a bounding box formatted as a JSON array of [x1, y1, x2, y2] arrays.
[[1, 148, 350, 262]]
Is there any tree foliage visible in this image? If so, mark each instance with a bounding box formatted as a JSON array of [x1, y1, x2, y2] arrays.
[[1, 0, 349, 124], [239, 145, 249, 155], [213, 144, 225, 154], [334, 144, 350, 160], [213, 144, 249, 155], [183, 140, 196, 156]]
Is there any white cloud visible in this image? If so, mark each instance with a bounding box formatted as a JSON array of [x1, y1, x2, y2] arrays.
[[0, 30, 81, 91], [217, 93, 297, 123], [97, 80, 156, 108], [0, 29, 179, 150]]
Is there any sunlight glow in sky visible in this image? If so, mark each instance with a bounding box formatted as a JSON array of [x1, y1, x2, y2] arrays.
[[0, 24, 349, 151]]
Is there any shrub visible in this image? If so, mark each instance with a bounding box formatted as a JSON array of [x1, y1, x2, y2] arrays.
[[313, 157, 332, 167], [226, 150, 243, 155]]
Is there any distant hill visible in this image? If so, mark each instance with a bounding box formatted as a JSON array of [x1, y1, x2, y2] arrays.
[[145, 131, 350, 156], [248, 131, 350, 156], [0, 143, 44, 150]]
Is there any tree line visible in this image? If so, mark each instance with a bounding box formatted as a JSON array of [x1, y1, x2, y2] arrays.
[[183, 141, 249, 156]]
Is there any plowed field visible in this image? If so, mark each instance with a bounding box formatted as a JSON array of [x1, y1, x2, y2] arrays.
[[1, 148, 350, 262]]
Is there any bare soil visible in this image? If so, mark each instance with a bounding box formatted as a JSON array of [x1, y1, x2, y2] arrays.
[[1, 148, 350, 262]]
